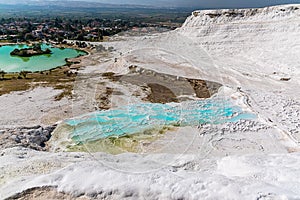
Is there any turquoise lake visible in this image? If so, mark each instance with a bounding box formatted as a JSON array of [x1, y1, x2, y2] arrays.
[[66, 98, 256, 143], [0, 44, 87, 72]]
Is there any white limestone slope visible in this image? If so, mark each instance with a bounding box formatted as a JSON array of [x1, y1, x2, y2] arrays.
[[178, 4, 300, 89], [2, 147, 300, 199], [175, 4, 300, 145]]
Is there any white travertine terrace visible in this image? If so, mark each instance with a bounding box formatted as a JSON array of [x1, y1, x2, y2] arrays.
[[1, 4, 300, 199]]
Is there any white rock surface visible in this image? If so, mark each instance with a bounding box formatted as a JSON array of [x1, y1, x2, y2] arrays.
[[1, 4, 300, 199], [2, 147, 300, 199], [0, 87, 70, 128]]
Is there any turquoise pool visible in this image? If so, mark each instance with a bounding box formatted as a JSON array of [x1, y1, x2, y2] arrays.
[[66, 98, 256, 143], [0, 43, 87, 72]]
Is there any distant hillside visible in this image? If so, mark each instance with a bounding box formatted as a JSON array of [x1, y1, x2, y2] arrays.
[[0, 0, 160, 8], [0, 2, 193, 19], [0, 0, 298, 9]]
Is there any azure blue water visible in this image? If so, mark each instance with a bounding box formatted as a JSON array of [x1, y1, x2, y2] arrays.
[[66, 98, 256, 143], [0, 43, 87, 72]]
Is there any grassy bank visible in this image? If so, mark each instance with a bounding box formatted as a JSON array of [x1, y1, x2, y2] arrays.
[[0, 66, 78, 100]]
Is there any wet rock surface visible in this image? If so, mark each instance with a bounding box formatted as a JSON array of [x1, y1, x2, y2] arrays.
[[198, 120, 270, 136], [0, 125, 56, 151], [104, 66, 222, 104]]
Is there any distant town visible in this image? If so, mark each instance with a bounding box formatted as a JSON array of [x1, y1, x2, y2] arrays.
[[0, 16, 184, 43]]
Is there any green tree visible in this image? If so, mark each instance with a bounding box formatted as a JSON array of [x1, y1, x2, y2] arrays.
[[19, 71, 29, 79], [0, 70, 6, 79]]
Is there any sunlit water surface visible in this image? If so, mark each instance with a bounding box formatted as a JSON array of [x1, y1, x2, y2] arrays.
[[0, 44, 87, 72], [66, 98, 256, 143]]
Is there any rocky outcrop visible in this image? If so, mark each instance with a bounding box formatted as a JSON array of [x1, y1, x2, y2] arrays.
[[182, 4, 299, 31], [174, 4, 300, 87], [0, 125, 56, 151], [129, 66, 222, 101], [10, 45, 52, 57], [179, 4, 300, 48], [189, 5, 299, 23]]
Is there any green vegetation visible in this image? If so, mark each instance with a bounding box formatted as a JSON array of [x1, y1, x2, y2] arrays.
[[10, 44, 52, 57], [0, 66, 77, 100], [67, 126, 175, 154]]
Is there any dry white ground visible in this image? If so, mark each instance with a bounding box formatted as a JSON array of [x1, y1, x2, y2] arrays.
[[0, 87, 71, 128]]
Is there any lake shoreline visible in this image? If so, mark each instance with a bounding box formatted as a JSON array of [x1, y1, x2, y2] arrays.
[[0, 41, 91, 57], [0, 42, 89, 73]]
